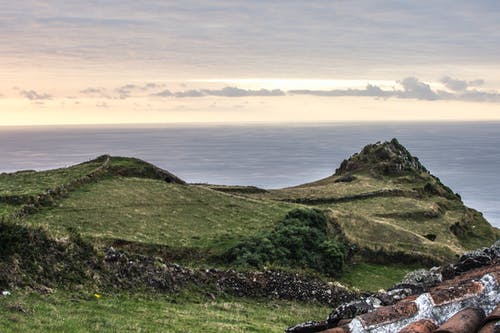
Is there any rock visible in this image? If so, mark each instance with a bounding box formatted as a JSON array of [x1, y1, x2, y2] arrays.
[[104, 247, 124, 262], [379, 284, 424, 305], [334, 175, 356, 183], [102, 247, 355, 306], [326, 297, 377, 326], [217, 270, 355, 306], [287, 241, 499, 333], [286, 321, 329, 333], [35, 285, 54, 294], [401, 268, 442, 288], [453, 248, 493, 273], [489, 240, 500, 258]]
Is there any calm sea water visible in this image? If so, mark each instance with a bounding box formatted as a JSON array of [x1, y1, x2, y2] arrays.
[[1, 122, 499, 227]]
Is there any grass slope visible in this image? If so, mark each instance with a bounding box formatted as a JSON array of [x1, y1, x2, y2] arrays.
[[24, 177, 295, 255], [0, 291, 328, 333], [0, 159, 104, 197], [339, 262, 418, 292]]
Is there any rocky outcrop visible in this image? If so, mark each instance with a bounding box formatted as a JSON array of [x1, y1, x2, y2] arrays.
[[335, 138, 428, 176]]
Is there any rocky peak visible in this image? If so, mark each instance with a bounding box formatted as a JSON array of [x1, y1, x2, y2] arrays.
[[335, 138, 428, 176]]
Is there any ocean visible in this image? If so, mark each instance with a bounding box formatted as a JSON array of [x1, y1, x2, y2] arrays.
[[1, 122, 499, 228]]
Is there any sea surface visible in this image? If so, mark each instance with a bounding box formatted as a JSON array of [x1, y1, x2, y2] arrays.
[[1, 122, 499, 228]]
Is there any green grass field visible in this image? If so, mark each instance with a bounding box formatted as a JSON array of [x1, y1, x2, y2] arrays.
[[339, 263, 419, 292], [0, 290, 329, 333], [0, 203, 18, 216], [0, 160, 103, 197], [25, 177, 295, 253]]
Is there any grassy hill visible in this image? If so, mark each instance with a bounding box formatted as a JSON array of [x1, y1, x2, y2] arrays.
[[236, 139, 498, 264], [1, 139, 497, 272], [0, 139, 498, 331], [25, 177, 294, 255]]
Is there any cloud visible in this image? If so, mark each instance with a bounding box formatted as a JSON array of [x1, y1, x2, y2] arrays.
[[152, 89, 173, 97], [203, 86, 285, 97], [468, 79, 485, 87], [115, 84, 137, 99], [289, 84, 392, 98], [79, 87, 111, 99], [20, 90, 52, 100], [149, 77, 500, 103], [152, 86, 285, 98], [4, 1, 500, 80], [174, 90, 205, 98], [451, 89, 500, 102], [440, 76, 468, 91], [289, 77, 500, 102], [116, 83, 165, 98], [398, 77, 439, 100], [80, 87, 106, 95], [143, 82, 164, 90], [441, 76, 485, 91]]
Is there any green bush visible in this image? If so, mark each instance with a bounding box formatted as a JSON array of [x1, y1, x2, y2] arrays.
[[224, 208, 346, 276]]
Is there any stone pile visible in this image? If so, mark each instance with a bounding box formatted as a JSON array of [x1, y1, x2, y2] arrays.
[[103, 247, 356, 305]]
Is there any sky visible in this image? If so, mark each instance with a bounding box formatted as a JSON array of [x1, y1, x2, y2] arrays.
[[1, 0, 500, 125]]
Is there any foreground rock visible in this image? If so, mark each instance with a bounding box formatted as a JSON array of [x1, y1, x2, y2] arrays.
[[287, 240, 500, 333]]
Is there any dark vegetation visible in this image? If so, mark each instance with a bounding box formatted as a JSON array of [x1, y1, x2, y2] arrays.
[[0, 221, 98, 289], [223, 208, 346, 276]]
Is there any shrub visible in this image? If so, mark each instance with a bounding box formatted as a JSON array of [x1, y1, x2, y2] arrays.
[[224, 208, 346, 276]]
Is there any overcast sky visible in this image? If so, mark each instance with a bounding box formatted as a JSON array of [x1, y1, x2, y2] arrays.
[[1, 1, 500, 125]]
